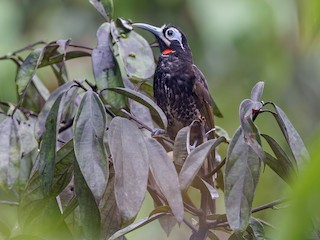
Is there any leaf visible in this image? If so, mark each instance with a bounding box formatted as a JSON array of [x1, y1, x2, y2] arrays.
[[225, 128, 262, 231], [89, 0, 113, 21], [39, 94, 63, 195], [173, 126, 190, 165], [146, 137, 184, 222], [208, 231, 220, 240], [215, 125, 231, 142], [73, 90, 108, 202], [108, 117, 149, 221], [99, 169, 123, 240], [22, 78, 46, 113], [261, 134, 296, 178], [19, 118, 38, 186], [15, 48, 44, 97], [111, 22, 155, 80], [149, 205, 176, 236], [264, 152, 291, 185], [250, 81, 264, 102], [74, 160, 101, 240], [0, 117, 21, 188], [107, 87, 167, 129], [247, 217, 265, 240], [108, 212, 167, 240], [179, 137, 226, 190], [193, 177, 219, 200], [273, 104, 309, 168], [32, 75, 50, 100], [239, 99, 264, 160], [18, 142, 75, 237], [35, 81, 75, 139], [130, 99, 154, 131], [92, 22, 126, 109]]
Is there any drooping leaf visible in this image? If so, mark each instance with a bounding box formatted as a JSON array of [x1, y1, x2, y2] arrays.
[[15, 48, 44, 98], [272, 104, 309, 168], [32, 75, 50, 100], [239, 99, 264, 160], [108, 117, 149, 221], [107, 87, 167, 129], [179, 137, 226, 190], [111, 22, 155, 80], [192, 177, 219, 200], [35, 81, 75, 139], [59, 85, 79, 124], [250, 81, 264, 102], [99, 169, 124, 240], [92, 22, 126, 109], [19, 118, 38, 186], [0, 117, 21, 188], [73, 90, 108, 202], [74, 160, 101, 240], [146, 137, 184, 222], [264, 152, 291, 185], [130, 99, 154, 131], [261, 134, 296, 177], [208, 231, 220, 240], [149, 204, 176, 236], [225, 128, 262, 231], [39, 94, 63, 195], [246, 217, 265, 240], [108, 212, 168, 240], [22, 78, 46, 113], [19, 141, 75, 237], [173, 126, 190, 165], [89, 0, 113, 21], [215, 125, 231, 142]]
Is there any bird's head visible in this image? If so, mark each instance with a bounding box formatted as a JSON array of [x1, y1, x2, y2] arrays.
[[133, 23, 192, 56]]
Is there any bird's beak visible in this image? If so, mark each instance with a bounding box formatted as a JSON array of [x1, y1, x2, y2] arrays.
[[132, 23, 171, 47]]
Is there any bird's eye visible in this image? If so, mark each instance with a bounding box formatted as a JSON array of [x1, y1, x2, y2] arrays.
[[165, 28, 178, 40], [167, 29, 174, 36]]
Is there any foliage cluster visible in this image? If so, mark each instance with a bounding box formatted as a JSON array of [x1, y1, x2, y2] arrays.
[[0, 1, 309, 240]]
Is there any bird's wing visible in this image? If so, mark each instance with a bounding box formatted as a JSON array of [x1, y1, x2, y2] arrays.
[[192, 65, 223, 118], [192, 64, 215, 135]]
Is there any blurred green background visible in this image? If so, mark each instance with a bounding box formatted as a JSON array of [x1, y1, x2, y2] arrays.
[[1, 0, 320, 239]]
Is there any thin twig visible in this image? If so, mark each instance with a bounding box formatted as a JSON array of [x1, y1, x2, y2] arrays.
[[0, 41, 47, 60], [252, 198, 288, 214], [121, 109, 174, 144], [183, 218, 197, 233], [73, 80, 88, 92], [208, 198, 288, 229], [68, 44, 93, 51], [204, 158, 226, 179], [0, 200, 19, 206]]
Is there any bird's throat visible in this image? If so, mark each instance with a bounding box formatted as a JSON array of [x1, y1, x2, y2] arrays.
[[162, 48, 175, 55]]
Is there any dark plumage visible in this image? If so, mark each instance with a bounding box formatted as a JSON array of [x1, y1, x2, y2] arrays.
[[133, 23, 215, 140]]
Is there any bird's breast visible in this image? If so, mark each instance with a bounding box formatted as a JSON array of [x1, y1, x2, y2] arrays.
[[154, 56, 199, 126]]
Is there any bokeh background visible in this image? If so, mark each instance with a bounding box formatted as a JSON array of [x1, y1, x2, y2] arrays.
[[1, 0, 320, 239]]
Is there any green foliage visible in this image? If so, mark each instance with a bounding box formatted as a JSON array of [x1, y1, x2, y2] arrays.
[[0, 1, 312, 240]]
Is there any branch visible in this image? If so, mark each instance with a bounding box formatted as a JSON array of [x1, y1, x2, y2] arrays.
[[252, 198, 288, 214], [0, 200, 19, 206], [121, 109, 174, 144], [204, 158, 226, 179], [208, 198, 288, 229]]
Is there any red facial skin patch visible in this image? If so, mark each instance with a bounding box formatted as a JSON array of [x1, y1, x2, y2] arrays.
[[162, 48, 174, 55]]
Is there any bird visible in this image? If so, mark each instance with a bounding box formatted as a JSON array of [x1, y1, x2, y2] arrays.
[[132, 23, 220, 142]]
